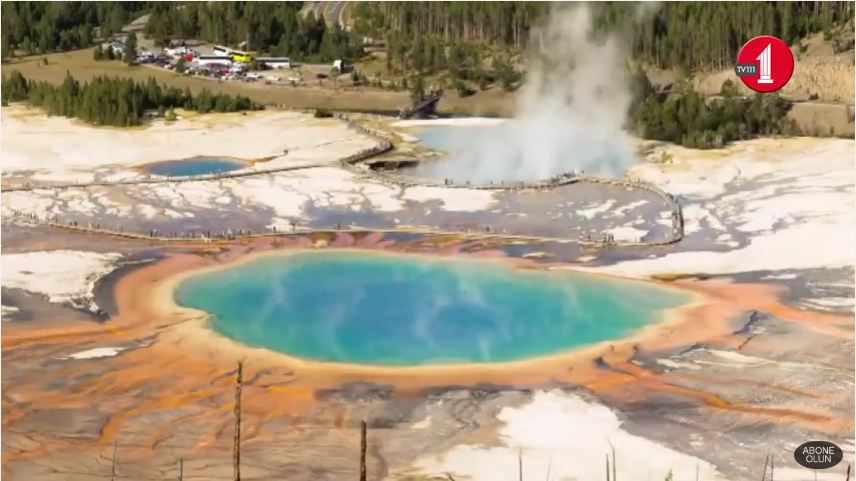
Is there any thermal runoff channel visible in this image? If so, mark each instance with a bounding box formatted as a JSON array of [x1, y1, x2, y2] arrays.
[[174, 251, 689, 366]]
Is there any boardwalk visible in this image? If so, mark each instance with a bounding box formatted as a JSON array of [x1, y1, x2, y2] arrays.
[[5, 211, 681, 249], [398, 91, 443, 120], [2, 111, 685, 248], [1, 159, 345, 193]]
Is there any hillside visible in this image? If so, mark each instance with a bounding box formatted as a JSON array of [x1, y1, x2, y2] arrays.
[[2, 2, 853, 137]]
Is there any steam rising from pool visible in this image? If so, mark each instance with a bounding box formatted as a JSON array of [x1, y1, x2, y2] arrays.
[[411, 4, 654, 183]]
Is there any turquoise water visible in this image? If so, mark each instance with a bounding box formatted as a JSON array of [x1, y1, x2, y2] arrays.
[[414, 125, 499, 151], [143, 157, 248, 177], [174, 252, 689, 366]]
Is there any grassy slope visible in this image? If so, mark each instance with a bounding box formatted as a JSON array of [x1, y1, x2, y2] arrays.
[[1, 49, 516, 116]]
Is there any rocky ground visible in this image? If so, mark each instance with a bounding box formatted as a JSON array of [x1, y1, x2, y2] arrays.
[[1, 109, 854, 481]]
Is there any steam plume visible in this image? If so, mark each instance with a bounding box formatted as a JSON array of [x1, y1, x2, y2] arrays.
[[413, 3, 653, 183]]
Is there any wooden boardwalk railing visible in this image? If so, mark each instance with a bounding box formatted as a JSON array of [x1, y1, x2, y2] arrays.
[[398, 90, 443, 120]]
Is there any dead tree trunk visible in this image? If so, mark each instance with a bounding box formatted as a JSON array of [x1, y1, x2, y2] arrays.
[[233, 362, 243, 481], [110, 440, 118, 481], [605, 454, 610, 481], [611, 442, 617, 481], [359, 420, 367, 481]]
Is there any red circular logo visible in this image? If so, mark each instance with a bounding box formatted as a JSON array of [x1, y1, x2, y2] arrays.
[[736, 35, 794, 93]]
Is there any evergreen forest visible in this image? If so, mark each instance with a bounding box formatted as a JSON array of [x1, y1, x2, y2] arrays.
[[354, 2, 854, 70], [1, 70, 263, 127], [1, 2, 147, 56], [3, 2, 852, 70], [628, 70, 800, 149]]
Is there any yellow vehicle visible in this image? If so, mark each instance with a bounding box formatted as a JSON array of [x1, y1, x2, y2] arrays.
[[231, 50, 255, 63], [212, 45, 255, 63]]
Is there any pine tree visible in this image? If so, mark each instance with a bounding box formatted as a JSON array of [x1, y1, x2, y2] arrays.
[[124, 32, 137, 64], [2, 71, 263, 127], [409, 75, 426, 103], [1, 35, 9, 60], [346, 2, 852, 71]]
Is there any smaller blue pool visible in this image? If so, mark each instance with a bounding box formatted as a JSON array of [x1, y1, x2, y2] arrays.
[[142, 157, 249, 177]]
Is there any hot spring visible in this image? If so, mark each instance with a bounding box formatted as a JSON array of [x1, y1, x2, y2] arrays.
[[142, 157, 248, 177], [403, 119, 636, 185], [174, 251, 689, 366], [397, 4, 642, 185]]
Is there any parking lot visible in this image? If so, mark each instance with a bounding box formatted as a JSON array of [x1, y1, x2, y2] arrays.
[[103, 38, 358, 90]]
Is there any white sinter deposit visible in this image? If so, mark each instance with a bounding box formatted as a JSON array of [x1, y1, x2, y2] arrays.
[[1, 250, 122, 312], [596, 138, 855, 280], [407, 391, 725, 481], [0, 108, 374, 179], [0, 107, 501, 220], [58, 347, 126, 360]]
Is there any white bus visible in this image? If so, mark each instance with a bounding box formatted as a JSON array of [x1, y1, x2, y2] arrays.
[[195, 55, 233, 66], [256, 57, 291, 69], [164, 46, 187, 58], [212, 45, 232, 56]]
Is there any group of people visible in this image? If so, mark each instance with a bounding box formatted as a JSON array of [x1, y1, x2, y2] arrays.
[[7, 210, 282, 242], [548, 171, 581, 184], [9, 204, 685, 249], [9, 211, 118, 232], [671, 203, 683, 239], [579, 232, 618, 244]]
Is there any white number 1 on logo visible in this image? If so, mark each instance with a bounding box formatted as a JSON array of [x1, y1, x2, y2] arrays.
[[756, 44, 773, 84]]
